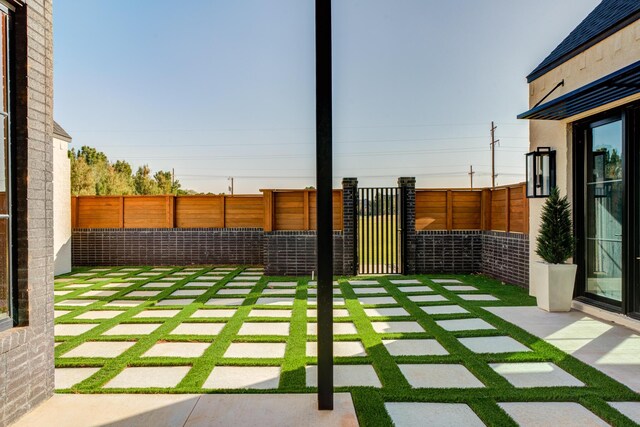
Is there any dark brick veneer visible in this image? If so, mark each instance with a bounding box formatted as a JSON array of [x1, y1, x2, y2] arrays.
[[72, 229, 264, 266], [481, 231, 529, 288], [263, 231, 345, 276]]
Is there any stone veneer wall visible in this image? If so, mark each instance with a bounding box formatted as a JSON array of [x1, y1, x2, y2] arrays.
[[72, 229, 264, 266], [263, 231, 344, 276], [0, 1, 56, 426], [415, 230, 529, 288]]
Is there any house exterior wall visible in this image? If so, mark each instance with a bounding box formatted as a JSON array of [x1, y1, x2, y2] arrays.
[[0, 1, 55, 425], [53, 136, 71, 276], [527, 19, 640, 282]]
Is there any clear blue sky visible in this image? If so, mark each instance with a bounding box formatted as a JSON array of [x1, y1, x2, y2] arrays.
[[54, 0, 600, 194]]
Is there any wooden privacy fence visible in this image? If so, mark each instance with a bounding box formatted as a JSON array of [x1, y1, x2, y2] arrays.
[[415, 183, 529, 233], [71, 189, 344, 231]]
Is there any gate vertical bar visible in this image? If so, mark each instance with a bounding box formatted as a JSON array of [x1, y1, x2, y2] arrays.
[[315, 0, 333, 410]]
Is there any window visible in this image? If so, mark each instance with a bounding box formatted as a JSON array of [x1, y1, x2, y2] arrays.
[[0, 4, 12, 331]]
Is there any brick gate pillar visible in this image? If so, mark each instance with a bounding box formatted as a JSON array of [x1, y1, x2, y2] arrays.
[[342, 177, 358, 276], [398, 177, 416, 275]]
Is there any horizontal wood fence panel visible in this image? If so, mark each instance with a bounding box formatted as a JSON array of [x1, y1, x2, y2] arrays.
[[124, 196, 172, 228], [309, 190, 343, 231], [175, 196, 224, 228], [416, 191, 447, 230], [225, 196, 263, 228], [74, 196, 122, 228]]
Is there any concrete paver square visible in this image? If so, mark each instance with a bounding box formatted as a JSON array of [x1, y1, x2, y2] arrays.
[[234, 276, 261, 281], [307, 309, 350, 318], [127, 290, 162, 297], [171, 322, 225, 335], [372, 321, 425, 334], [306, 365, 381, 387], [261, 288, 297, 295], [383, 339, 449, 356], [54, 323, 98, 336], [389, 279, 422, 284], [55, 299, 98, 307], [431, 279, 462, 284], [156, 298, 195, 306], [54, 290, 72, 296], [307, 322, 358, 335], [105, 366, 191, 388], [142, 342, 210, 358], [459, 336, 531, 354], [224, 282, 256, 288], [385, 402, 485, 427], [421, 305, 468, 315], [364, 307, 410, 317], [171, 289, 207, 296], [399, 364, 484, 388], [81, 290, 119, 298], [306, 288, 341, 295], [307, 297, 345, 306], [55, 367, 100, 389], [54, 310, 70, 318], [102, 283, 135, 288], [408, 295, 448, 303], [499, 402, 608, 426], [75, 310, 124, 320], [255, 297, 294, 306], [265, 281, 298, 288], [248, 309, 292, 318], [608, 402, 640, 423], [103, 323, 161, 336], [133, 309, 180, 318], [351, 287, 387, 295], [224, 342, 286, 358], [459, 294, 499, 301], [205, 298, 245, 306], [103, 300, 145, 308], [217, 288, 252, 295], [397, 286, 433, 293], [436, 318, 496, 331], [357, 296, 397, 305], [238, 322, 290, 336], [62, 341, 135, 358], [191, 309, 237, 318], [60, 284, 92, 289], [348, 280, 379, 285], [203, 366, 281, 389], [306, 341, 366, 357], [184, 282, 217, 287], [490, 362, 584, 387], [443, 285, 477, 291]]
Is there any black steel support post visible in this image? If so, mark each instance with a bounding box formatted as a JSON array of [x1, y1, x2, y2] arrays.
[[315, 0, 334, 411]]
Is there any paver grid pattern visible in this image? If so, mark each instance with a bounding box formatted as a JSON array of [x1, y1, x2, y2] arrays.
[[53, 267, 640, 426]]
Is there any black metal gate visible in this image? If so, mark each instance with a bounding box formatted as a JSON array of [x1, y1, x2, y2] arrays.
[[357, 187, 403, 274]]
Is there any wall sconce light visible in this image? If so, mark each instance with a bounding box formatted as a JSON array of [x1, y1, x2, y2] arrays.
[[526, 147, 556, 198]]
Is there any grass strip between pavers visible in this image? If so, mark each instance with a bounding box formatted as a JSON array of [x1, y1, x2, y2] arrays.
[[53, 268, 640, 427]]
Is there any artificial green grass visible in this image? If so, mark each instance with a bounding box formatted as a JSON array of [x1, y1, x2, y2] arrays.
[[53, 267, 640, 427]]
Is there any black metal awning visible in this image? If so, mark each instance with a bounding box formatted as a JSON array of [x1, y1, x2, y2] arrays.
[[518, 59, 640, 120]]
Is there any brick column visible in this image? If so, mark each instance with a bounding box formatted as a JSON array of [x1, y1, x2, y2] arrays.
[[398, 177, 416, 275], [342, 178, 358, 276]]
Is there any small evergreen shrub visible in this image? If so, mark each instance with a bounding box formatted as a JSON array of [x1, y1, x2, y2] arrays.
[[536, 187, 574, 264]]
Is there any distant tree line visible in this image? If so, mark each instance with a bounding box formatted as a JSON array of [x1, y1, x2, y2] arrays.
[[69, 146, 196, 196]]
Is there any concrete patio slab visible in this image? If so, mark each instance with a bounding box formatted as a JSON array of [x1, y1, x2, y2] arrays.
[[261, 288, 297, 295], [184, 393, 357, 427], [248, 309, 292, 318], [54, 324, 97, 336], [357, 296, 397, 305], [307, 322, 358, 335], [223, 282, 257, 287], [61, 341, 135, 358], [224, 342, 287, 358], [55, 367, 100, 389], [420, 305, 468, 315], [458, 294, 499, 301], [431, 279, 462, 284], [397, 286, 433, 293], [306, 364, 381, 387], [486, 306, 640, 392], [134, 309, 181, 318], [102, 283, 135, 288], [11, 394, 201, 427], [371, 321, 425, 334], [170, 322, 226, 335], [184, 282, 218, 287], [126, 290, 162, 297], [443, 285, 477, 291], [204, 298, 245, 306], [608, 402, 640, 422], [75, 310, 124, 320], [142, 342, 210, 358], [498, 402, 608, 426], [385, 402, 484, 427], [171, 289, 207, 296], [103, 323, 160, 336], [490, 362, 584, 387], [351, 287, 387, 295], [436, 318, 496, 331], [363, 307, 410, 317], [191, 309, 237, 318], [349, 280, 379, 285], [55, 299, 98, 307], [389, 279, 422, 284], [306, 341, 366, 357], [459, 336, 531, 354], [105, 366, 191, 388], [203, 366, 280, 389], [383, 339, 449, 356], [407, 295, 447, 303], [217, 288, 252, 295], [238, 322, 290, 336], [255, 297, 294, 306], [398, 364, 484, 388]]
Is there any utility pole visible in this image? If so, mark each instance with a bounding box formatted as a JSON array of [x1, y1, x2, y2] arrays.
[[468, 165, 475, 189], [490, 121, 499, 189], [171, 168, 175, 187], [228, 177, 234, 195]]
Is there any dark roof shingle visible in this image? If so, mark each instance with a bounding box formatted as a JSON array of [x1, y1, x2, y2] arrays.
[[53, 121, 72, 141], [527, 0, 640, 82]]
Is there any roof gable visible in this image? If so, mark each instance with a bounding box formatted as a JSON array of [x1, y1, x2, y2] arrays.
[[527, 0, 640, 83], [53, 120, 72, 141]]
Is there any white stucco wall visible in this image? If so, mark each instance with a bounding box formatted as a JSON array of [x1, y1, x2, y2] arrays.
[[53, 135, 71, 275], [527, 19, 640, 280]]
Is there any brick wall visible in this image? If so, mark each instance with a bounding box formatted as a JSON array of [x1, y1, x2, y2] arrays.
[[0, 1, 56, 426], [72, 228, 264, 266], [481, 231, 529, 288], [263, 231, 345, 276]]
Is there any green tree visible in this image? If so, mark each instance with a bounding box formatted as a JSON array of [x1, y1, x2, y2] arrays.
[[69, 155, 96, 195], [536, 187, 574, 264], [134, 165, 160, 195]]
